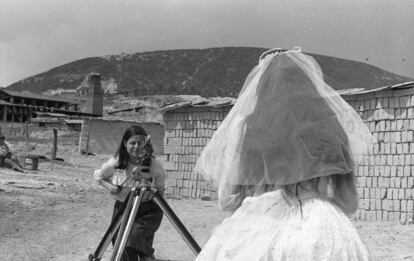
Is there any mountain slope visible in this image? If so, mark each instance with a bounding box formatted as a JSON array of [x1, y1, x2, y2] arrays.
[[6, 47, 413, 97]]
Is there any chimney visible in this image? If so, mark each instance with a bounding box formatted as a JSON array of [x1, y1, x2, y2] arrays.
[[85, 73, 103, 116]]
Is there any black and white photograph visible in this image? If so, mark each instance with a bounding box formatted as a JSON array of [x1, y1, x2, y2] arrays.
[[1, 0, 414, 260]]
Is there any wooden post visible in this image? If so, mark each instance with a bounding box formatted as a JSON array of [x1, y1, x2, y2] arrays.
[[78, 119, 87, 154], [78, 120, 85, 154], [51, 128, 57, 160], [28, 107, 32, 122], [11, 106, 15, 124], [3, 105, 7, 121], [19, 107, 23, 124], [85, 119, 91, 156], [25, 122, 29, 152], [9, 120, 13, 136]]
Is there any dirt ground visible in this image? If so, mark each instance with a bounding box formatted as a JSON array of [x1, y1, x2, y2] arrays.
[[1, 142, 414, 261]]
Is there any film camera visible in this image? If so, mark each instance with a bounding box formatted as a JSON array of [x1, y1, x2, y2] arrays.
[[131, 136, 154, 183], [138, 136, 153, 168]]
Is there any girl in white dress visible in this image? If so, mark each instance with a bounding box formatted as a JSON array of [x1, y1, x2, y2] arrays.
[[194, 48, 374, 261]]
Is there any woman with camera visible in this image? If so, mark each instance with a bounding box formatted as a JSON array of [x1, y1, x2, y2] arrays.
[[93, 125, 166, 261]]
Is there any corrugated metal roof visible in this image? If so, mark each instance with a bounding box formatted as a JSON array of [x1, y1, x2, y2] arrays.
[[195, 97, 235, 107], [100, 116, 163, 124], [390, 81, 414, 89], [159, 101, 192, 112], [160, 97, 237, 112], [161, 81, 414, 112], [0, 89, 79, 104], [107, 106, 145, 115], [336, 88, 365, 95], [340, 81, 414, 96]]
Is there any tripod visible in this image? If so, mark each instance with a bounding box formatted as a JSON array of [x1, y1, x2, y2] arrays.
[[88, 186, 201, 261]]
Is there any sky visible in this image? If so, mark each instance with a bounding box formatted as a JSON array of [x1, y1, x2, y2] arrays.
[[0, 0, 413, 87]]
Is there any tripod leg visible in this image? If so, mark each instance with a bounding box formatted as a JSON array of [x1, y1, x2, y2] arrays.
[[110, 187, 147, 261], [152, 191, 201, 255], [89, 190, 136, 261], [88, 210, 123, 261]]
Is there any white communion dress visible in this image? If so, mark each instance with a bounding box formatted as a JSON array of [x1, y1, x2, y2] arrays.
[[194, 49, 374, 261], [195, 188, 372, 261]]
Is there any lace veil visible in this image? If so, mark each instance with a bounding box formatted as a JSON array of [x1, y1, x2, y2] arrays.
[[195, 49, 373, 210]]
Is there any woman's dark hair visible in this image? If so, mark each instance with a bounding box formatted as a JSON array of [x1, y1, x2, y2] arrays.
[[282, 173, 357, 215], [115, 125, 147, 169]]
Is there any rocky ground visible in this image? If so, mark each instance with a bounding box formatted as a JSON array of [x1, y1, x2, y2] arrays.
[[0, 141, 414, 261]]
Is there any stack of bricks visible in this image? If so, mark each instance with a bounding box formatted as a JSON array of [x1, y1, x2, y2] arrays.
[[163, 87, 414, 222], [344, 87, 414, 223], [163, 106, 231, 198]]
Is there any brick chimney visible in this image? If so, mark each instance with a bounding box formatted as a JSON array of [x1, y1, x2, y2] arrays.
[[86, 74, 103, 116]]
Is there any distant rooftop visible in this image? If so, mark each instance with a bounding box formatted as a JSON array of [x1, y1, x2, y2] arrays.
[[0, 89, 79, 104], [338, 81, 414, 96], [160, 97, 236, 112], [161, 81, 414, 112]]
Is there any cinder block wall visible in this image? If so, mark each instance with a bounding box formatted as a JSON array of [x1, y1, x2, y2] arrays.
[[0, 123, 23, 137], [163, 106, 231, 198], [79, 119, 164, 157], [344, 88, 414, 223], [1, 122, 79, 142], [163, 88, 414, 222]]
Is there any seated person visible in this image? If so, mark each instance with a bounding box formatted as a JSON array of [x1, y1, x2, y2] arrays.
[[0, 133, 25, 173]]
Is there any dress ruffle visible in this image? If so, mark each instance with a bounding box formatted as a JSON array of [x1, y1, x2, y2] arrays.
[[196, 191, 371, 261]]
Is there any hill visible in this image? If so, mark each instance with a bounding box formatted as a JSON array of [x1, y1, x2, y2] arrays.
[[6, 47, 413, 97]]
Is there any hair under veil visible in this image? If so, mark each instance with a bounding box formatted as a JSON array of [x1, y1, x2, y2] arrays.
[[194, 49, 373, 211]]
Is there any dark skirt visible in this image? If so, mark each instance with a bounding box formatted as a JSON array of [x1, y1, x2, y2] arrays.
[[112, 198, 163, 259]]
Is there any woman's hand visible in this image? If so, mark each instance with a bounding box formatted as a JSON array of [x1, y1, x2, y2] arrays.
[[131, 166, 150, 181], [109, 184, 121, 195], [99, 179, 121, 195]]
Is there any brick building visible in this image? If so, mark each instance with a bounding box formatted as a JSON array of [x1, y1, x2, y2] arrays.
[[162, 82, 414, 222]]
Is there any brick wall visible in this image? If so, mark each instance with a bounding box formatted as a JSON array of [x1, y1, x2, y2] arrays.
[[344, 88, 414, 223], [163, 106, 231, 198], [79, 118, 164, 157], [163, 88, 414, 222]]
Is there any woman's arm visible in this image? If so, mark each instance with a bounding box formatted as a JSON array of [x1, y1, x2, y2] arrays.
[[99, 179, 121, 194], [93, 157, 121, 194]]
